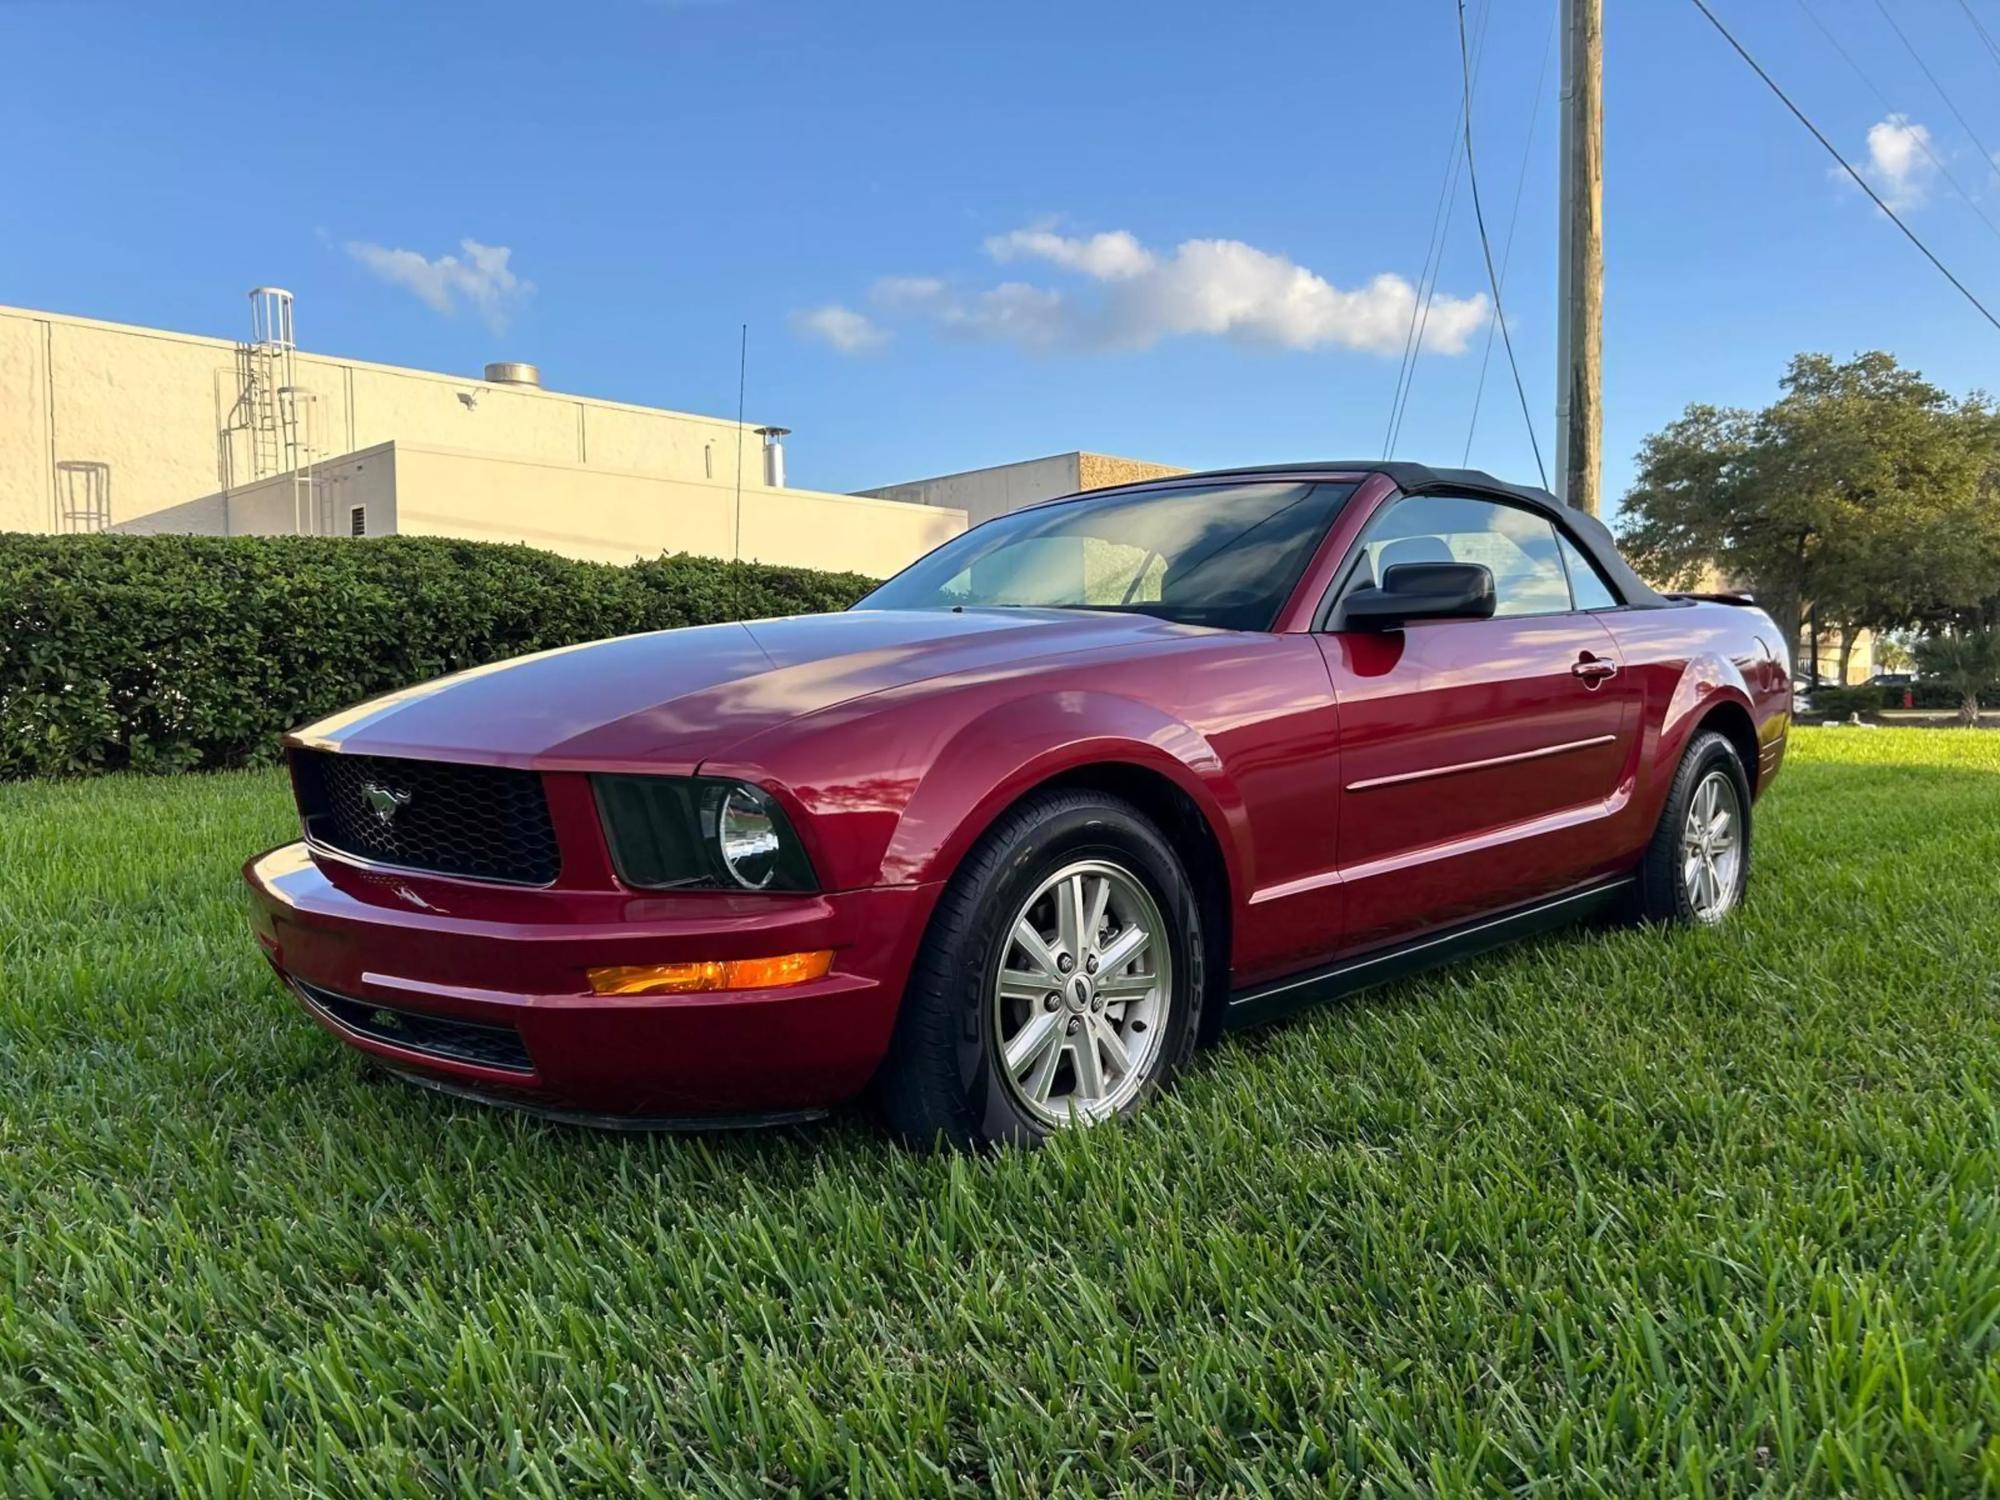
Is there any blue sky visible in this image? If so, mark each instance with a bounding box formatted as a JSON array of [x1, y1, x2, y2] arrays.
[[5, 0, 1999, 520]]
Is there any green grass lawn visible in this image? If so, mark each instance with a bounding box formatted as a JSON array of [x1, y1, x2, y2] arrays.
[[4, 729, 2000, 1496]]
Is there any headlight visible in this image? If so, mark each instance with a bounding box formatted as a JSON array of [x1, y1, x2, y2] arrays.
[[592, 776, 817, 892], [717, 785, 784, 889]]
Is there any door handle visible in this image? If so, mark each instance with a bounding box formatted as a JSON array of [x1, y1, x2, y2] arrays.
[[1572, 654, 1619, 684]]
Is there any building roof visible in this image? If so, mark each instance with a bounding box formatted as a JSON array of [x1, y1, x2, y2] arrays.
[[0, 302, 769, 431]]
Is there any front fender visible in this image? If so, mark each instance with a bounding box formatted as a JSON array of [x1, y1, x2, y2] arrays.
[[879, 690, 1249, 892], [702, 688, 1248, 898]]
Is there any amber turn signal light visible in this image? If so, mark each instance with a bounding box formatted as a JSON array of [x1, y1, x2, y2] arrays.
[[586, 950, 834, 997]]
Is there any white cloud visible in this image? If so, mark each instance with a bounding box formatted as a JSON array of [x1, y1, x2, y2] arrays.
[[344, 237, 532, 331], [986, 226, 1156, 281], [938, 282, 1071, 349], [1106, 237, 1485, 354], [1856, 114, 1935, 209], [869, 276, 949, 310], [810, 225, 1488, 357], [789, 304, 889, 354]]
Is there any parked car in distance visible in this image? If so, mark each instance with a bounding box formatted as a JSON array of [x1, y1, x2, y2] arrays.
[[245, 462, 1791, 1147]]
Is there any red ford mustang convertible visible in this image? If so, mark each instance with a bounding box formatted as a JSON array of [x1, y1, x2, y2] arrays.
[[246, 463, 1789, 1146]]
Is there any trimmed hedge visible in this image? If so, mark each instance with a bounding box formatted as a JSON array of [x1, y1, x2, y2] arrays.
[[1804, 682, 2000, 716], [1, 534, 876, 778], [1905, 679, 2000, 711], [1805, 685, 1888, 719]]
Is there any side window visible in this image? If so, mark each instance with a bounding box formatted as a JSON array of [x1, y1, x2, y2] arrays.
[[1346, 494, 1573, 619], [1557, 531, 1620, 610]]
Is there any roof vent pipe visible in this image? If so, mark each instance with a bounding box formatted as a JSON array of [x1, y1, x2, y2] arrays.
[[483, 361, 541, 388], [756, 426, 790, 488]]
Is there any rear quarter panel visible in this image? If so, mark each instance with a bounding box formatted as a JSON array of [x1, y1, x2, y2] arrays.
[[1597, 600, 1791, 859]]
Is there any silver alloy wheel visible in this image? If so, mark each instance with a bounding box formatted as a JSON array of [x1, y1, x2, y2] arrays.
[[1681, 769, 1744, 923], [991, 858, 1173, 1127]]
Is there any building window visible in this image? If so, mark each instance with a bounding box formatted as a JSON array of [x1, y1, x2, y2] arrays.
[[349, 505, 367, 537], [704, 442, 714, 480]]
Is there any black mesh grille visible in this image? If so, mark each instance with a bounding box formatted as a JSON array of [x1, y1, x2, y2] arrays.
[[294, 980, 534, 1074], [292, 750, 560, 885]]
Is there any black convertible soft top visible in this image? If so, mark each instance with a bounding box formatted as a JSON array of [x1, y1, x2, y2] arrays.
[[1087, 460, 1671, 611]]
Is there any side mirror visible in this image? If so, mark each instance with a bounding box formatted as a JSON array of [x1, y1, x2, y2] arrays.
[[1342, 561, 1496, 629]]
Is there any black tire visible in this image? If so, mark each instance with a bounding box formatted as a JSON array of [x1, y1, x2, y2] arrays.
[[1630, 729, 1753, 925], [873, 789, 1208, 1150]]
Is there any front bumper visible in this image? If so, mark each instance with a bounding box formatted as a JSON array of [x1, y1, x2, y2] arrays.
[[245, 842, 939, 1120]]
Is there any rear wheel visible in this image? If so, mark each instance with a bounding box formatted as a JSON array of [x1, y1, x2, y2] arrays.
[[873, 790, 1206, 1149], [1632, 730, 1752, 925]]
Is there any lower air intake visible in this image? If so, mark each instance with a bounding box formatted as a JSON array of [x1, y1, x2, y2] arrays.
[[293, 980, 534, 1074]]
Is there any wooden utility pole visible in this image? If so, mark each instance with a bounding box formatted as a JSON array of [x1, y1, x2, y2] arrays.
[[1556, 0, 1603, 514]]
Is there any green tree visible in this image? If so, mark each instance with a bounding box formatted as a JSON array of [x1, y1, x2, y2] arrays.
[[1914, 626, 1999, 725], [1618, 352, 2000, 674], [1873, 632, 1916, 673]]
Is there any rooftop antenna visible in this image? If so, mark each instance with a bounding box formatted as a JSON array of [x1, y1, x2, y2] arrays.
[[733, 323, 748, 560]]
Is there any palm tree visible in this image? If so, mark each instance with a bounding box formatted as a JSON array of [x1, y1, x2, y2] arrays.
[[1914, 627, 1998, 727]]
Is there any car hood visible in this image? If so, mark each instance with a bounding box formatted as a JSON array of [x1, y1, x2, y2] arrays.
[[289, 608, 1204, 772]]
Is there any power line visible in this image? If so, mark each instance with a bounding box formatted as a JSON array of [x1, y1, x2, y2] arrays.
[[1465, 9, 1557, 466], [1384, 2, 1490, 459], [1389, 174, 1465, 457], [1953, 0, 2000, 77], [1688, 0, 2000, 336], [1454, 0, 1547, 488], [1384, 28, 1476, 460], [1383, 128, 1466, 457], [1868, 0, 2000, 184], [1794, 0, 2000, 249], [1382, 126, 1459, 456]]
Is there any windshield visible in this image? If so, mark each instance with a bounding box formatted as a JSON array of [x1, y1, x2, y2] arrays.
[[857, 480, 1356, 631]]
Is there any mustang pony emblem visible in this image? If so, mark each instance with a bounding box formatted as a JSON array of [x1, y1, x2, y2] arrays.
[[360, 782, 412, 827]]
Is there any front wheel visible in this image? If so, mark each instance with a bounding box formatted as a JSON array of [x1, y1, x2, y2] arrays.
[[1632, 729, 1753, 925], [873, 790, 1207, 1149]]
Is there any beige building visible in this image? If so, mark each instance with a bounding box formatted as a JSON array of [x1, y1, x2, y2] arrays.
[[1798, 623, 1885, 687], [858, 451, 1186, 527], [1, 295, 963, 577]]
